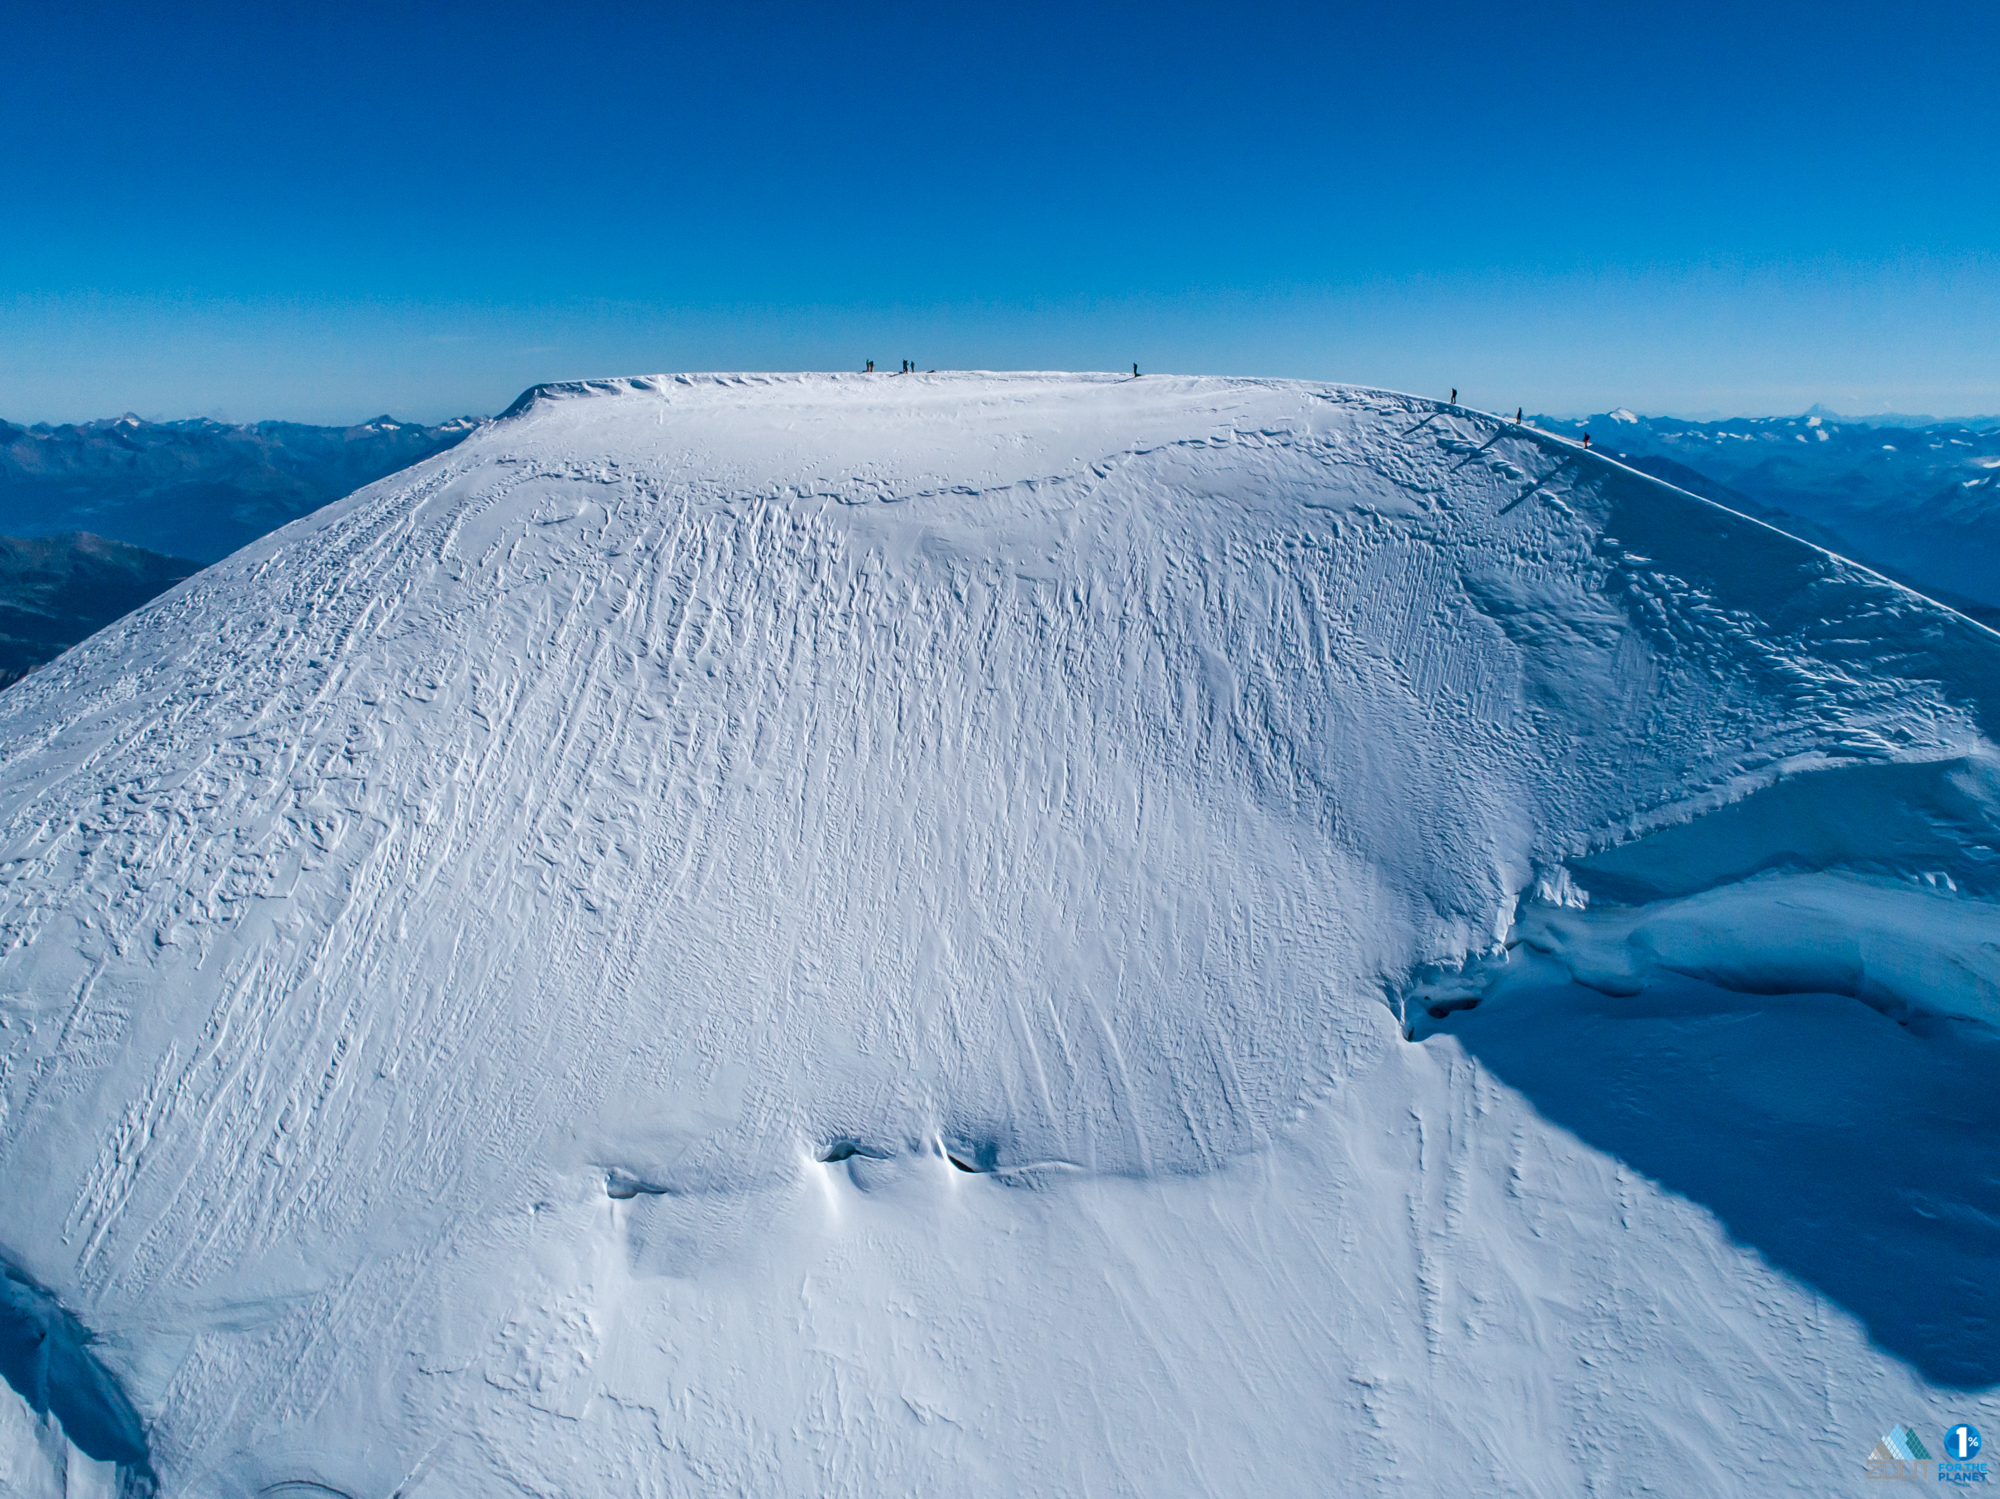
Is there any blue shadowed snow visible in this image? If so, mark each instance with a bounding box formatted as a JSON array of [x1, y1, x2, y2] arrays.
[[1572, 756, 2000, 904], [1423, 959, 2000, 1388], [0, 1256, 154, 1493]]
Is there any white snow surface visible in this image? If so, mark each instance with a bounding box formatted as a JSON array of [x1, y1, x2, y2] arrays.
[[1, 372, 1998, 1494]]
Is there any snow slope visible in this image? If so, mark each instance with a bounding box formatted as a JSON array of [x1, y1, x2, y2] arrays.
[[1535, 408, 2000, 620], [0, 372, 1995, 1495]]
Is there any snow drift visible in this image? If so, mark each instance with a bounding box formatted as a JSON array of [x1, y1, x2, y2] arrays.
[[0, 373, 1995, 1495]]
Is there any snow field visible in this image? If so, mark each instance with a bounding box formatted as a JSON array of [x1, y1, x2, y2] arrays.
[[0, 372, 1994, 1494]]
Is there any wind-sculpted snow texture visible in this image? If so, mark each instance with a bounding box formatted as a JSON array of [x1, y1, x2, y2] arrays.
[[0, 373, 1995, 1495]]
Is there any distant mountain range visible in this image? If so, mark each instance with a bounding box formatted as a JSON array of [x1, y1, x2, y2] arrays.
[[0, 398, 1994, 692], [1529, 408, 2000, 626], [0, 411, 480, 684], [0, 412, 479, 563]]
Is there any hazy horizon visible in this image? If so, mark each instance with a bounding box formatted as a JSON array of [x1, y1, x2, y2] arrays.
[[7, 376, 1995, 433]]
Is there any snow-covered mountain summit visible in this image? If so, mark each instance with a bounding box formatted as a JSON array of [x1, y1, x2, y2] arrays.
[[2, 372, 1996, 1495]]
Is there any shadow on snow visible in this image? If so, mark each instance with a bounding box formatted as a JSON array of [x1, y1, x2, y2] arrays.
[[1421, 967, 2000, 1390]]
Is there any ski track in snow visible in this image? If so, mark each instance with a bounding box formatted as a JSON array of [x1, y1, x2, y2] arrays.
[[0, 372, 1994, 1495]]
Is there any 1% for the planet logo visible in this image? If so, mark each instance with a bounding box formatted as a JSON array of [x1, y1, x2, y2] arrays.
[[1941, 1425, 1988, 1486]]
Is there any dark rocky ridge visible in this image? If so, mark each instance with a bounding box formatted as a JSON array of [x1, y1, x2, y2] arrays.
[[0, 533, 201, 689]]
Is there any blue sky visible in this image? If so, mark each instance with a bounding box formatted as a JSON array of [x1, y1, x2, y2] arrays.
[[4, 0, 1995, 423]]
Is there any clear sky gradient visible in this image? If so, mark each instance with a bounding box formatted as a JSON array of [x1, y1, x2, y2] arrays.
[[5, 0, 1996, 424]]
